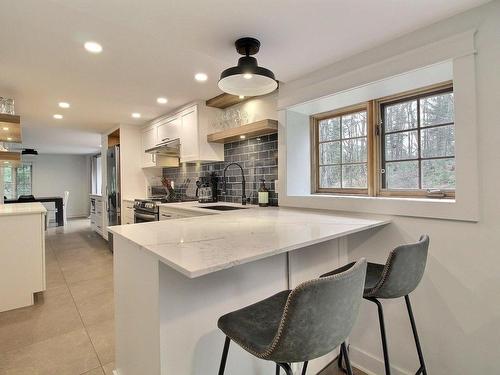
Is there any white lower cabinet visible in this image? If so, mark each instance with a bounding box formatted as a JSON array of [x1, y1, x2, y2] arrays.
[[159, 206, 210, 221], [90, 196, 104, 235], [0, 206, 46, 312], [123, 199, 135, 225]]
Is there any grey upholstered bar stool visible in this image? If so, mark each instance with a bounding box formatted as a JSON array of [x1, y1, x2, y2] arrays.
[[324, 235, 430, 375], [217, 258, 367, 375]]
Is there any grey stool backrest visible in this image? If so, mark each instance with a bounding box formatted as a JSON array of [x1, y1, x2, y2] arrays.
[[365, 235, 429, 299], [264, 258, 367, 363]]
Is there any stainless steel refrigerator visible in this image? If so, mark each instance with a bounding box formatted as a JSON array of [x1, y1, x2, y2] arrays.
[[107, 145, 121, 229]]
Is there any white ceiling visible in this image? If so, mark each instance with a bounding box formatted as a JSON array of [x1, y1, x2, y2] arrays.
[[0, 0, 489, 154]]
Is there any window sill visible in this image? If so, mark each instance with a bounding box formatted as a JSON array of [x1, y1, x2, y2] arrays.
[[280, 193, 478, 223], [312, 193, 456, 204]]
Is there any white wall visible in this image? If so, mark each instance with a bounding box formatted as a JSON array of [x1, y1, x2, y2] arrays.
[[279, 1, 500, 374], [31, 154, 91, 218]]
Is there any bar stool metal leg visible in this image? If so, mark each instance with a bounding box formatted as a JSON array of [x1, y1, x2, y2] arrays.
[[366, 297, 391, 375], [277, 363, 293, 375], [405, 295, 427, 375], [218, 336, 231, 375], [302, 361, 308, 375], [276, 364, 280, 374], [341, 342, 354, 375]]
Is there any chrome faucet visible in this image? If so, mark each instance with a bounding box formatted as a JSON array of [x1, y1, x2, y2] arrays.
[[223, 162, 248, 205]]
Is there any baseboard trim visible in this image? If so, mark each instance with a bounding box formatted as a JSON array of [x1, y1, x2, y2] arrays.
[[350, 345, 411, 375]]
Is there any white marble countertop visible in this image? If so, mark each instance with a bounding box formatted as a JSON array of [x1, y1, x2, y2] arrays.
[[0, 202, 47, 217], [109, 204, 390, 278]]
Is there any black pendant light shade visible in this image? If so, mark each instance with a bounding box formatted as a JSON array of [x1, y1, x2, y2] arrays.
[[22, 148, 38, 155], [218, 37, 278, 97]]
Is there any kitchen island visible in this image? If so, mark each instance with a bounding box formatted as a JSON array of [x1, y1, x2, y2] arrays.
[[0, 202, 47, 312], [109, 204, 390, 375]]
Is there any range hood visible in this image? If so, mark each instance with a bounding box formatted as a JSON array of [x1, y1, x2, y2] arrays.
[[145, 138, 180, 156]]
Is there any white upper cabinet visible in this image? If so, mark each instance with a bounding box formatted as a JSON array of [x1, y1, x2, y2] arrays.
[[179, 106, 199, 162], [142, 102, 223, 165], [142, 126, 157, 168], [157, 116, 180, 144]]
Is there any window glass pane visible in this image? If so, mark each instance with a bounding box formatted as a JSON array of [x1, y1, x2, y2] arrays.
[[319, 141, 341, 165], [420, 92, 454, 127], [421, 125, 455, 158], [385, 161, 419, 189], [422, 158, 455, 190], [342, 164, 367, 188], [342, 138, 367, 163], [4, 167, 12, 182], [385, 131, 418, 161], [384, 100, 417, 132], [319, 118, 340, 141], [319, 165, 341, 188], [342, 111, 367, 138]]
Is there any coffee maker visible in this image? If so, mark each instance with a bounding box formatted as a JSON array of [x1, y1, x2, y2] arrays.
[[197, 173, 218, 203]]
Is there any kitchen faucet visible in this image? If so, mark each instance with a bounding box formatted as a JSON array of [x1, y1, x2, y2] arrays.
[[223, 162, 248, 205]]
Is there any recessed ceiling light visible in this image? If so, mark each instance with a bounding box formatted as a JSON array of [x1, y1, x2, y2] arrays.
[[239, 95, 245, 99], [2, 127, 8, 131], [84, 41, 103, 54], [157, 97, 168, 104], [53, 114, 63, 119], [132, 113, 141, 119], [58, 102, 70, 108], [195, 73, 208, 82]]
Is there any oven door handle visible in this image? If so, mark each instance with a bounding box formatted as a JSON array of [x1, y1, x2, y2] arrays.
[[134, 212, 158, 221]]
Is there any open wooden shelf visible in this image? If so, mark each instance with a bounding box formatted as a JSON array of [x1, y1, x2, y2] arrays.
[[207, 119, 278, 144], [0, 114, 22, 143], [0, 151, 22, 167], [206, 93, 252, 109]]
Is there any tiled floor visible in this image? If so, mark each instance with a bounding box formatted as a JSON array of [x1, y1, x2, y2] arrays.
[[0, 219, 114, 375], [0, 218, 365, 375]]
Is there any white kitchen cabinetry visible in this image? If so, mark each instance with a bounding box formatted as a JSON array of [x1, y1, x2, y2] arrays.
[[157, 116, 180, 144], [123, 199, 135, 224], [90, 195, 104, 235], [143, 102, 223, 165], [142, 123, 179, 169], [142, 126, 157, 168], [0, 203, 46, 312], [159, 206, 210, 220]]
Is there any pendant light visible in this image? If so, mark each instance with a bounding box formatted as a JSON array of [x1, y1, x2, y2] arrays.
[[218, 37, 277, 97]]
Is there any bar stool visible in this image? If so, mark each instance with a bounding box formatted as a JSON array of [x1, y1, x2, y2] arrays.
[[323, 235, 430, 375], [217, 258, 367, 375]]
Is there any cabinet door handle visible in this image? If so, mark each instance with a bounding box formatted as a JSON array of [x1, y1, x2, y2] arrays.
[[161, 214, 172, 217], [162, 137, 169, 141]]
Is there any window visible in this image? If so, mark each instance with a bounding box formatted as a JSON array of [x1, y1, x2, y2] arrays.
[[312, 104, 370, 194], [91, 154, 102, 195], [379, 85, 455, 197], [3, 163, 33, 200], [311, 82, 455, 198]]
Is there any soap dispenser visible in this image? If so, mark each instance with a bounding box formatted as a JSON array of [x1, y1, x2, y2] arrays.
[[258, 179, 269, 207]]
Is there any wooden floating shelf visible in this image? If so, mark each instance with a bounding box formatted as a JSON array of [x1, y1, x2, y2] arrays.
[[207, 119, 278, 144], [0, 151, 22, 168], [206, 93, 252, 109], [0, 114, 22, 143]]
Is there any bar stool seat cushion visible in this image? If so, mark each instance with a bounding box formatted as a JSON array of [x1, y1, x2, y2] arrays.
[[218, 290, 291, 358]]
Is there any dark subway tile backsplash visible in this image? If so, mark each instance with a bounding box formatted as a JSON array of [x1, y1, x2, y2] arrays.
[[163, 133, 278, 206]]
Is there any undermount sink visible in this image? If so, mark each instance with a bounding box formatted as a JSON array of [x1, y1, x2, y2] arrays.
[[197, 205, 248, 211]]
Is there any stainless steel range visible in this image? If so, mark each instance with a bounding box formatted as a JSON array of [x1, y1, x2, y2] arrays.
[[134, 199, 163, 223]]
